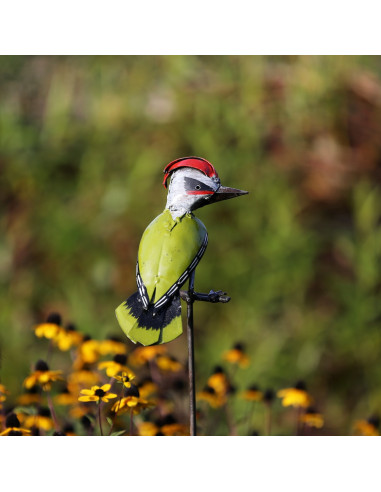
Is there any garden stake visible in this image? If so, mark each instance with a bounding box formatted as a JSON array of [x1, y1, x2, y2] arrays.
[[186, 270, 196, 435], [115, 157, 248, 434], [181, 276, 231, 436]]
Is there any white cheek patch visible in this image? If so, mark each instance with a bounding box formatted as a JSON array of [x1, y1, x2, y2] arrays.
[[166, 168, 220, 219]]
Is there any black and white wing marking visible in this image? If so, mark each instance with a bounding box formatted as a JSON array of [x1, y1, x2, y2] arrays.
[[136, 261, 150, 310], [152, 232, 208, 312]]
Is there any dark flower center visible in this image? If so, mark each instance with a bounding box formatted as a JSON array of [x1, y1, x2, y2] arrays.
[[156, 414, 176, 427], [66, 323, 77, 332], [38, 407, 51, 417], [249, 384, 260, 391], [46, 312, 62, 325], [204, 385, 216, 395], [31, 426, 40, 436], [263, 389, 275, 403], [9, 430, 23, 436], [107, 335, 123, 342], [306, 406, 317, 415], [81, 415, 93, 429], [6, 413, 20, 428], [172, 379, 185, 391], [295, 380, 307, 391], [233, 342, 245, 351], [27, 385, 40, 394], [35, 359, 49, 372], [113, 354, 127, 365], [367, 415, 380, 428], [95, 389, 106, 397], [63, 424, 75, 433], [124, 384, 140, 398]]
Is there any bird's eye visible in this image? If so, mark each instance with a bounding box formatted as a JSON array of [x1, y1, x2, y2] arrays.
[[195, 185, 201, 190]]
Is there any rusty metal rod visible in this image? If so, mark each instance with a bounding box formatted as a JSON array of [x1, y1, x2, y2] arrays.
[[186, 270, 196, 436], [183, 273, 230, 436]]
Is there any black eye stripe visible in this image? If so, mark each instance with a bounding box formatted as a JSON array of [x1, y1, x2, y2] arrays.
[[184, 177, 214, 192]]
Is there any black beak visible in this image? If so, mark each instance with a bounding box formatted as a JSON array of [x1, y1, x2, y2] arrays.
[[211, 185, 249, 204], [192, 184, 248, 211]]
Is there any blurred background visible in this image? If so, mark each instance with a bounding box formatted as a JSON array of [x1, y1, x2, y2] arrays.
[[1, 55, 381, 435]]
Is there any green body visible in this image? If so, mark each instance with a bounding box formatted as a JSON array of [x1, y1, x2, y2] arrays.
[[116, 209, 207, 345], [139, 209, 206, 304]]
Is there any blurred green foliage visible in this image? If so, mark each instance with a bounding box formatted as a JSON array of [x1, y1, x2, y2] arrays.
[[1, 55, 381, 435]]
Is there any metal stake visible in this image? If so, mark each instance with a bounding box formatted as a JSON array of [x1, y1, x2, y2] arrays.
[[186, 270, 196, 436], [182, 272, 231, 437]]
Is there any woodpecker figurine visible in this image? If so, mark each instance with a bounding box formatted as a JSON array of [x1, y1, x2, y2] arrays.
[[116, 157, 248, 346]]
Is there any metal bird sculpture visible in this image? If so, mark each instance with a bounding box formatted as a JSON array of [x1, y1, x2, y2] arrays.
[[115, 157, 248, 346]]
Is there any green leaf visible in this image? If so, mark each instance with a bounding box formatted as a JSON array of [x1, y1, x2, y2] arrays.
[[111, 430, 126, 436], [12, 406, 37, 415]]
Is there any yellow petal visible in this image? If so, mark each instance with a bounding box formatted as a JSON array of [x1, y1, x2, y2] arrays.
[[78, 395, 98, 402], [80, 389, 95, 396]]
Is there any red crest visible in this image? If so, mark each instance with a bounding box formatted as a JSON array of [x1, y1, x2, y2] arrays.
[[163, 157, 218, 188]]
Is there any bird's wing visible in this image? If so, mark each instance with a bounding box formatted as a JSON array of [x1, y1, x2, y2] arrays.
[[137, 209, 208, 309]]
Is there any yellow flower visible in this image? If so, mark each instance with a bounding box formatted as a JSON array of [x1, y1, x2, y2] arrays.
[[0, 413, 31, 436], [111, 385, 155, 415], [54, 323, 83, 351], [129, 346, 167, 366], [277, 381, 312, 408], [34, 312, 62, 340], [207, 366, 232, 397], [223, 343, 250, 368], [98, 354, 135, 378], [113, 371, 135, 388], [138, 415, 188, 436], [138, 421, 159, 436], [68, 369, 100, 387], [24, 407, 54, 431], [62, 424, 76, 436], [354, 416, 380, 436], [73, 337, 101, 369], [197, 385, 227, 408], [156, 355, 183, 372], [69, 405, 93, 420], [0, 384, 9, 396], [98, 336, 127, 356], [54, 386, 78, 406], [241, 385, 263, 402], [300, 407, 324, 429], [139, 378, 158, 399], [78, 384, 117, 403], [23, 360, 64, 391], [17, 385, 42, 406], [0, 384, 9, 404]]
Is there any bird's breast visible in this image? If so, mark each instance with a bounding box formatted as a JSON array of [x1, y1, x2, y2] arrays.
[[137, 209, 207, 304]]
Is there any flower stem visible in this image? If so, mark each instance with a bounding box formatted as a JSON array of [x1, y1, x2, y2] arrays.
[[265, 403, 272, 436], [296, 407, 302, 436], [225, 401, 238, 435], [129, 409, 133, 436], [98, 402, 103, 436], [46, 390, 60, 432], [246, 401, 257, 435], [108, 383, 125, 436]]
